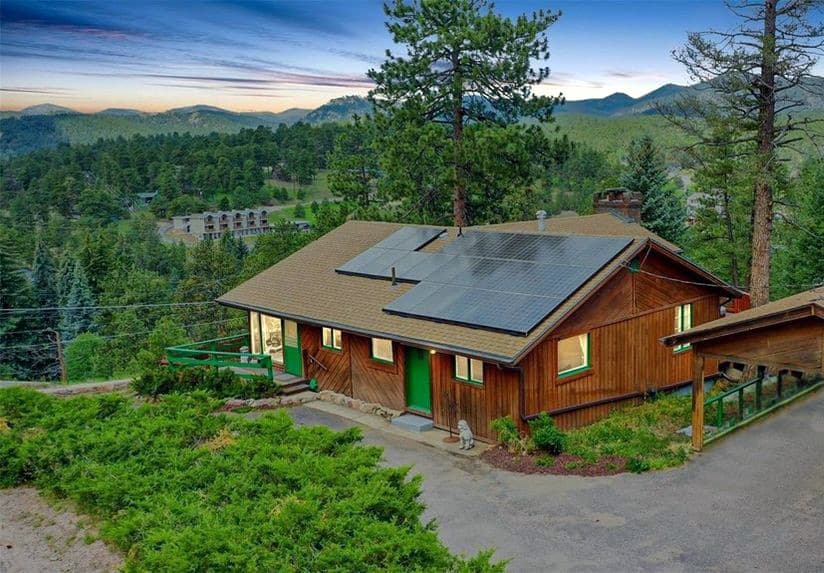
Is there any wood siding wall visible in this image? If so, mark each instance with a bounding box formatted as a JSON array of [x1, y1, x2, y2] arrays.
[[349, 336, 406, 411], [301, 325, 406, 410], [301, 324, 352, 395], [429, 353, 520, 441], [520, 252, 723, 429]]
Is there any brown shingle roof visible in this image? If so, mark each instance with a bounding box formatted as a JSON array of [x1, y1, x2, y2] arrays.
[[662, 287, 824, 346], [218, 216, 723, 364], [481, 213, 683, 253]]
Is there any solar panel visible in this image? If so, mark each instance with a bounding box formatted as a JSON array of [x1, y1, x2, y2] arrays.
[[384, 232, 633, 335], [440, 231, 630, 268], [336, 227, 447, 280], [337, 248, 457, 282], [384, 283, 567, 335], [372, 226, 446, 251], [339, 227, 634, 335]]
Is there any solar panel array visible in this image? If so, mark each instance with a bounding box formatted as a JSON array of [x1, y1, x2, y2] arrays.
[[336, 228, 633, 336], [336, 227, 447, 281]]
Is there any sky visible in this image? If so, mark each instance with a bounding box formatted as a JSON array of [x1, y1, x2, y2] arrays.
[[0, 0, 815, 113]]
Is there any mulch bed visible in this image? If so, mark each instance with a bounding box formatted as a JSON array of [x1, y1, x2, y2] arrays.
[[482, 446, 628, 476]]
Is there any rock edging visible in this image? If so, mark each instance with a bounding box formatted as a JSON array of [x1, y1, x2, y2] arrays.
[[315, 390, 401, 420]]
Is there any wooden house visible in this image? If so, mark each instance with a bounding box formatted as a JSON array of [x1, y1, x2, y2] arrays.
[[215, 214, 739, 441]]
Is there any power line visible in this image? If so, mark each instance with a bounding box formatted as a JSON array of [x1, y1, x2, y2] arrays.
[[621, 261, 824, 291], [0, 301, 218, 315], [0, 317, 245, 351]]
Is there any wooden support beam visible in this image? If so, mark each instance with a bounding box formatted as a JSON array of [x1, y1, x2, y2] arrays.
[[692, 353, 705, 451]]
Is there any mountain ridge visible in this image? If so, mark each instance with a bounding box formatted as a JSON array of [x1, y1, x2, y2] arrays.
[[6, 75, 823, 119], [3, 78, 822, 157]]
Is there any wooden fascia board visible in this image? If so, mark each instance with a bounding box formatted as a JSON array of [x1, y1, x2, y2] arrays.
[[694, 349, 822, 374], [215, 298, 514, 365], [661, 306, 820, 347]]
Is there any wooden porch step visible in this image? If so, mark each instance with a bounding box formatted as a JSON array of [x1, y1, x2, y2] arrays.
[[274, 372, 311, 396]]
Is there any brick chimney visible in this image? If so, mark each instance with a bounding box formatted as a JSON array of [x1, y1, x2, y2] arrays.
[[593, 187, 642, 223]]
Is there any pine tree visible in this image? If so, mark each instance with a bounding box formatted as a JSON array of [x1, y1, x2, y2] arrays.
[[773, 159, 824, 298], [368, 0, 560, 226], [663, 0, 823, 305], [621, 136, 685, 243], [328, 116, 380, 207], [55, 252, 74, 305], [59, 258, 96, 341], [0, 233, 34, 378], [31, 240, 58, 309]]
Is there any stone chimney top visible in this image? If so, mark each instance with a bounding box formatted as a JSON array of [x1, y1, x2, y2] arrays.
[[593, 188, 642, 223]]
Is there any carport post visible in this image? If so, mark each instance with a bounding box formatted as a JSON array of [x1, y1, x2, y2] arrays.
[[692, 354, 705, 451]]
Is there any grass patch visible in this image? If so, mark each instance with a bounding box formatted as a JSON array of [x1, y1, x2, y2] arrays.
[[267, 169, 332, 202], [0, 388, 502, 571], [564, 394, 692, 471]]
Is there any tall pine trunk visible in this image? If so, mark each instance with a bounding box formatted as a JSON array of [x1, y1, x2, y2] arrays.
[[749, 0, 777, 307], [452, 50, 467, 227]]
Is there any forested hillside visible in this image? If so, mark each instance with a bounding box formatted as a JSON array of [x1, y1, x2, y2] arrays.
[[2, 89, 822, 383], [0, 124, 353, 382]]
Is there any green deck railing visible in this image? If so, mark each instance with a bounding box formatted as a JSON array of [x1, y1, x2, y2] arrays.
[[704, 373, 823, 445], [166, 333, 274, 380]]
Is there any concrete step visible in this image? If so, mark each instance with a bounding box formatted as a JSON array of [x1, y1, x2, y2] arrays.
[[274, 372, 311, 396], [391, 413, 434, 432], [275, 372, 304, 384], [280, 383, 310, 396]]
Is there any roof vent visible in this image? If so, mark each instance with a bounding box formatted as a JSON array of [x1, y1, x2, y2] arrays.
[[536, 210, 547, 232]]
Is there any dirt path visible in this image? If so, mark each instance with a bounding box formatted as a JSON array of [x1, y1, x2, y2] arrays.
[[0, 488, 122, 573]]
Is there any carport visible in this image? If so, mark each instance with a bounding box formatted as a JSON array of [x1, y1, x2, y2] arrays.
[[662, 288, 824, 450]]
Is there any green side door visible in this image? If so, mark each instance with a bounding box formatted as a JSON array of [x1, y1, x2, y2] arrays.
[[405, 346, 431, 414], [283, 320, 303, 376]]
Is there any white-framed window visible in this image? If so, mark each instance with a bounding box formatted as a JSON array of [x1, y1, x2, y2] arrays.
[[558, 333, 590, 377], [454, 355, 483, 385], [322, 327, 342, 351], [674, 303, 693, 352], [371, 337, 394, 363]]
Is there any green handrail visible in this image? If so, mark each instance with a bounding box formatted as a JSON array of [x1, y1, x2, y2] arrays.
[[704, 373, 823, 444], [165, 332, 274, 380], [168, 333, 249, 350]]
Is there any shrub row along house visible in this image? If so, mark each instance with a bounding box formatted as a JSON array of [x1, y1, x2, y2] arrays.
[[207, 213, 739, 441]]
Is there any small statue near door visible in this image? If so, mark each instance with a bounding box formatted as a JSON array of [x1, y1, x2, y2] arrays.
[[458, 419, 475, 450]]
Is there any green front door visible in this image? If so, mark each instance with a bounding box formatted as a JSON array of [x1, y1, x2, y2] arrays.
[[283, 320, 302, 376], [405, 347, 431, 414]]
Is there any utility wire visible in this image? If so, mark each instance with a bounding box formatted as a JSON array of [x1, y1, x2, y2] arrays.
[[0, 301, 218, 315], [0, 317, 244, 351], [620, 261, 824, 291]]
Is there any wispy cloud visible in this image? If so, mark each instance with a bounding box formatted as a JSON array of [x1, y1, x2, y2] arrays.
[[1, 1, 143, 38], [604, 69, 672, 81], [1, 86, 72, 95], [541, 72, 604, 90], [78, 70, 374, 90], [218, 0, 358, 37]]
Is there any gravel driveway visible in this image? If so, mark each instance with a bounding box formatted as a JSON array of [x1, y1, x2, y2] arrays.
[[291, 390, 824, 572]]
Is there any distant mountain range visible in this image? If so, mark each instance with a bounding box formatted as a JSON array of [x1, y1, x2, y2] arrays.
[[2, 77, 822, 157], [556, 76, 824, 117]]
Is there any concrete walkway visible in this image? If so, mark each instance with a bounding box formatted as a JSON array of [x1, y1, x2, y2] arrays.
[[304, 400, 487, 456], [287, 389, 824, 573]]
